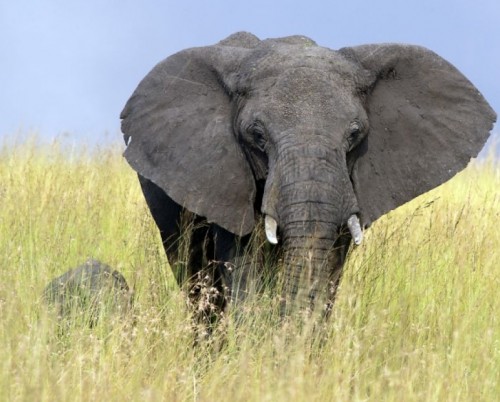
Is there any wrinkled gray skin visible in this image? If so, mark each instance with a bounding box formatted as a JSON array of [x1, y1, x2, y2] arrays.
[[43, 259, 133, 326], [121, 32, 496, 317]]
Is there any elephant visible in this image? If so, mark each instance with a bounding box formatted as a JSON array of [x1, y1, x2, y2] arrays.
[[120, 32, 495, 320], [43, 259, 133, 326]]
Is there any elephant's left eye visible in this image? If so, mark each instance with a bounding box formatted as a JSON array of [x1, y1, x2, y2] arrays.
[[347, 121, 363, 147], [350, 121, 361, 135]]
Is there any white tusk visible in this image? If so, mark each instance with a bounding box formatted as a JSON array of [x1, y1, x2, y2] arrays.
[[126, 136, 132, 146], [347, 214, 363, 245], [265, 215, 279, 244]]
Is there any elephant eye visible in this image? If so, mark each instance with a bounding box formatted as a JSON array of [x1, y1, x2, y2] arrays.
[[247, 122, 268, 151], [350, 121, 361, 135], [347, 121, 363, 148]]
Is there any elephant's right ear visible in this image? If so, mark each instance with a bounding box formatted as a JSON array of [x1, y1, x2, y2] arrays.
[[121, 40, 257, 236]]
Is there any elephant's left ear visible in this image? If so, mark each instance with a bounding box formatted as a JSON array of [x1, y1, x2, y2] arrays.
[[340, 44, 496, 227]]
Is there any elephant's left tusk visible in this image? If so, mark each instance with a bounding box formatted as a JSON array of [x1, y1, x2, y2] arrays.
[[347, 214, 363, 245], [265, 215, 279, 244]]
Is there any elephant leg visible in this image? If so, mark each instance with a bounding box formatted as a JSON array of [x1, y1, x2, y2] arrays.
[[139, 176, 223, 331], [138, 175, 259, 331], [138, 175, 190, 284], [210, 225, 264, 306], [138, 175, 214, 289], [190, 226, 247, 313]]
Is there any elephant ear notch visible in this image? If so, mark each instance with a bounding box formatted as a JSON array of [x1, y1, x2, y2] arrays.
[[341, 44, 496, 227], [121, 39, 257, 236]]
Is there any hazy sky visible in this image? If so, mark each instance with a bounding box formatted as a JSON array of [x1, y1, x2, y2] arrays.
[[1, 0, 498, 152]]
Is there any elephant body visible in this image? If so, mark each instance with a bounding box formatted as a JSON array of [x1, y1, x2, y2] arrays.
[[121, 32, 495, 319], [44, 259, 133, 326]]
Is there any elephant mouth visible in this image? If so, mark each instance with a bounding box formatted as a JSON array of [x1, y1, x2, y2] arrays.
[[264, 214, 363, 246]]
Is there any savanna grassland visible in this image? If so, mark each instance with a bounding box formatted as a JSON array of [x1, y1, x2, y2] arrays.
[[0, 136, 498, 401]]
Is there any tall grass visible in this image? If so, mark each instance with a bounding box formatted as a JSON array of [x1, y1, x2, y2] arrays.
[[0, 136, 498, 401]]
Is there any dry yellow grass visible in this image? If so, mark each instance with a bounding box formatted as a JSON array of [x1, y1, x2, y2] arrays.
[[0, 136, 498, 401]]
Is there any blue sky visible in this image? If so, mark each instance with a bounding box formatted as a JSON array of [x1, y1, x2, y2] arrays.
[[1, 0, 498, 153]]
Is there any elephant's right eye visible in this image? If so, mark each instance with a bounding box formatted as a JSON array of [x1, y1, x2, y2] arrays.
[[247, 123, 268, 151]]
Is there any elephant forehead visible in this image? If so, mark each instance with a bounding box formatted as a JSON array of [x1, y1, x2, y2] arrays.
[[275, 67, 354, 95], [238, 46, 368, 127], [246, 45, 358, 81], [259, 68, 360, 123]]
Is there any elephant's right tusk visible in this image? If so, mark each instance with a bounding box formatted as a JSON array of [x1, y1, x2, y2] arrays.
[[265, 215, 279, 244], [347, 214, 363, 245]]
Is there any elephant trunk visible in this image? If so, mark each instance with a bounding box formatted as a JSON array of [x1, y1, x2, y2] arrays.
[[281, 230, 342, 314], [273, 144, 358, 315]]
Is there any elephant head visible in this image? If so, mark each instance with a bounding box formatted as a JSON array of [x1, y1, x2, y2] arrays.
[[121, 32, 495, 313]]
